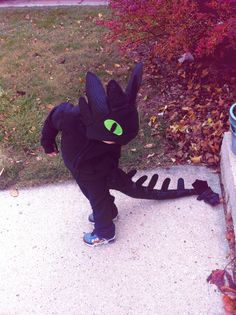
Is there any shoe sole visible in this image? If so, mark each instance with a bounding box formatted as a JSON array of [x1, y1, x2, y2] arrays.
[[83, 235, 116, 247]]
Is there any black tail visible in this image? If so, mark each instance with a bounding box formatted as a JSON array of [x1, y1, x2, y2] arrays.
[[108, 168, 220, 206]]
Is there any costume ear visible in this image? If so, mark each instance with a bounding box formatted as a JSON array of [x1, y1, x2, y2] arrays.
[[79, 96, 92, 126], [86, 71, 109, 117], [106, 79, 127, 111], [125, 62, 143, 105]]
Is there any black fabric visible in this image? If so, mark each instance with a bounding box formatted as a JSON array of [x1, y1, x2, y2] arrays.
[[107, 168, 197, 200], [79, 63, 143, 145], [192, 179, 209, 194], [197, 188, 220, 206], [40, 107, 60, 154], [41, 101, 121, 238], [85, 107, 139, 145], [41, 102, 121, 179], [75, 174, 118, 238], [106, 168, 221, 206]]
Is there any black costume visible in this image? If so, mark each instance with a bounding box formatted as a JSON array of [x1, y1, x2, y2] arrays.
[[41, 63, 220, 240], [41, 63, 143, 239]]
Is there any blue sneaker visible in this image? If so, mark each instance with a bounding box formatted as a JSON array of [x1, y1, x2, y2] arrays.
[[83, 232, 116, 247], [88, 213, 118, 224]]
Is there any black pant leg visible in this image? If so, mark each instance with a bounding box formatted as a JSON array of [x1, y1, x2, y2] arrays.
[[76, 177, 116, 239]]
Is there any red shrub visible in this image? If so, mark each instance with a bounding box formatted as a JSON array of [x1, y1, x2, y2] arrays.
[[99, 0, 236, 62]]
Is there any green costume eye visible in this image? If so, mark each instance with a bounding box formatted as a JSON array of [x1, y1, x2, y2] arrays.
[[104, 119, 123, 136]]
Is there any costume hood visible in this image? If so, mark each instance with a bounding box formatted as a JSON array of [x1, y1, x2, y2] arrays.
[[79, 62, 143, 145]]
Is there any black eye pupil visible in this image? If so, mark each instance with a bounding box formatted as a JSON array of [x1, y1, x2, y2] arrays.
[[110, 122, 117, 133]]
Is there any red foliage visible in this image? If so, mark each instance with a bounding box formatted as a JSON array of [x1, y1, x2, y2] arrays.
[[207, 269, 226, 289], [100, 0, 236, 62], [208, 261, 236, 314], [223, 295, 236, 314]]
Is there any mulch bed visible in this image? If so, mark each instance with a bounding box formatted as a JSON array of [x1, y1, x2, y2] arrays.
[[138, 56, 236, 167]]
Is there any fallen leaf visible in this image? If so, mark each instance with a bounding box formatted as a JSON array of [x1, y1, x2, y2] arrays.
[[201, 69, 209, 78], [190, 156, 202, 164], [144, 143, 155, 149], [10, 188, 19, 197], [147, 153, 155, 158], [16, 90, 26, 96], [223, 295, 236, 313], [226, 231, 235, 244], [207, 269, 225, 289], [105, 70, 113, 75], [47, 104, 54, 110], [182, 107, 190, 111], [0, 168, 4, 176], [57, 57, 66, 64], [148, 115, 157, 126], [219, 98, 225, 106], [222, 286, 236, 295]]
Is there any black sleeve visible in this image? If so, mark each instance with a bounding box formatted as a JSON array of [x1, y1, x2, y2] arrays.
[[40, 102, 74, 154]]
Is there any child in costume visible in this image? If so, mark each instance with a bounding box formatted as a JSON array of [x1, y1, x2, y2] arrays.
[[41, 63, 143, 247], [41, 62, 220, 247]]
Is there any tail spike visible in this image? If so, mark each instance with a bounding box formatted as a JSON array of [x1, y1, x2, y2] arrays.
[[177, 178, 185, 191], [147, 174, 159, 191], [161, 178, 171, 192], [135, 175, 148, 187]]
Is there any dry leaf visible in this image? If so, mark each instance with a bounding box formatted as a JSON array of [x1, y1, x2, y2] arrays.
[[105, 70, 113, 75], [223, 295, 236, 313], [144, 143, 155, 149], [10, 188, 19, 197], [201, 69, 209, 78], [0, 168, 4, 176], [47, 104, 54, 110], [226, 231, 235, 244], [190, 156, 202, 164], [207, 269, 225, 289], [147, 153, 155, 158]]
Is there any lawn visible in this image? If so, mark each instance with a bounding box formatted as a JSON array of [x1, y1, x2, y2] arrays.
[[0, 6, 170, 189]]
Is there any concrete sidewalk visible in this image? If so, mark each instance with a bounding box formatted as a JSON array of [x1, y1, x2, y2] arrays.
[[221, 132, 236, 224], [0, 165, 227, 315]]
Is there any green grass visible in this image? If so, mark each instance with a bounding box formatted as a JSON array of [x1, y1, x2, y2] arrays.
[[0, 6, 170, 189]]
